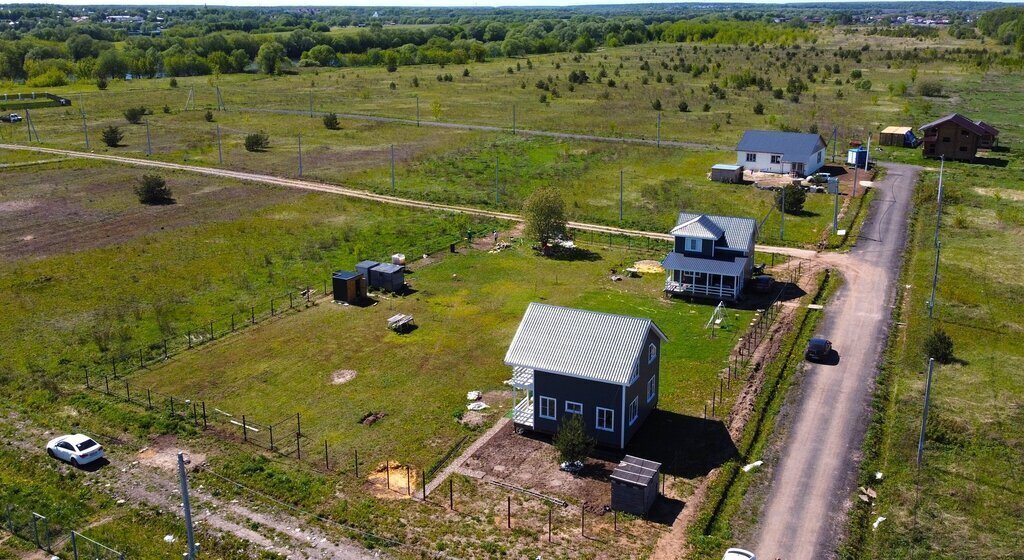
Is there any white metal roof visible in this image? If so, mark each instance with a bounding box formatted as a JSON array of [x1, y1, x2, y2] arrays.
[[504, 303, 667, 386]]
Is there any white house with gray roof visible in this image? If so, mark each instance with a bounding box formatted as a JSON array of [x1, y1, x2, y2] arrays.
[[736, 130, 827, 176], [504, 303, 667, 449], [663, 212, 758, 301]]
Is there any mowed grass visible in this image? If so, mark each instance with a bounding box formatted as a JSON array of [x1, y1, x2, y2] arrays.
[[133, 244, 753, 467], [851, 146, 1024, 559]]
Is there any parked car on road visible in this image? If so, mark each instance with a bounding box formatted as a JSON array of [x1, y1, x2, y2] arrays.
[[805, 337, 833, 362], [722, 548, 757, 560], [1, 113, 23, 123], [46, 434, 104, 467]]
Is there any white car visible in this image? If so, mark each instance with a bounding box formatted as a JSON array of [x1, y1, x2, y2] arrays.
[[46, 434, 104, 467], [722, 548, 757, 560]]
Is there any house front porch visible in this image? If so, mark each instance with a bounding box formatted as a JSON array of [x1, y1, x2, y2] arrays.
[[510, 366, 535, 429], [662, 253, 748, 301]]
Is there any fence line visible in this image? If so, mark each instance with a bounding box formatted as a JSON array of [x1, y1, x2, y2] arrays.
[[2, 502, 125, 559]]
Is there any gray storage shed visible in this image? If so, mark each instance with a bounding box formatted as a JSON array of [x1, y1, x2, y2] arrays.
[[355, 260, 380, 284], [711, 164, 744, 184], [370, 263, 406, 292], [610, 455, 661, 515]]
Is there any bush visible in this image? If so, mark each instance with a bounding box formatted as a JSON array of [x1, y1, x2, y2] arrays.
[[702, 102, 711, 112], [678, 100, 688, 112], [462, 68, 470, 77], [775, 184, 806, 214], [753, 101, 764, 115], [101, 125, 123, 147], [924, 328, 954, 363], [538, 93, 548, 104], [162, 105, 171, 114], [323, 112, 340, 130], [124, 106, 147, 124], [244, 131, 270, 152], [916, 80, 944, 97], [553, 414, 594, 464], [169, 78, 178, 88], [134, 174, 174, 205], [652, 99, 662, 111], [96, 77, 108, 90], [204, 110, 214, 122]]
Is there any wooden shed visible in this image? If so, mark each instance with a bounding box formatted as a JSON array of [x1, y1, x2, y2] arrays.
[[879, 126, 916, 147], [710, 164, 744, 184], [610, 455, 661, 515], [332, 271, 367, 304], [370, 263, 406, 292]]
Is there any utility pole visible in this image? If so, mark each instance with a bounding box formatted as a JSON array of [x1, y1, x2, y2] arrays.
[[216, 125, 223, 165], [512, 104, 516, 136], [928, 241, 940, 319], [390, 144, 396, 192], [177, 452, 197, 559], [619, 169, 624, 222], [833, 181, 839, 232], [657, 112, 662, 148], [865, 135, 871, 171], [145, 118, 152, 156], [81, 103, 90, 150], [494, 155, 499, 205], [916, 358, 936, 468], [415, 94, 420, 127], [309, 91, 314, 118], [852, 160, 860, 198], [934, 155, 945, 248], [297, 133, 303, 176], [780, 185, 786, 240]]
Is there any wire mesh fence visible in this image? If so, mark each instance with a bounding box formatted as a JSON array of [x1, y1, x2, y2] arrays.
[[2, 503, 125, 559]]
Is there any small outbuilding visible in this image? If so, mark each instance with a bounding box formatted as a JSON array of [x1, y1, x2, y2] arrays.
[[370, 263, 406, 293], [847, 147, 868, 168], [610, 455, 661, 516], [332, 271, 367, 304], [879, 126, 917, 147], [355, 260, 380, 282], [710, 164, 744, 184]]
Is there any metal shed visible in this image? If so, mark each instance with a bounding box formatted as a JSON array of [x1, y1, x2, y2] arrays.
[[332, 271, 367, 304], [370, 263, 405, 293], [847, 147, 868, 168], [711, 164, 744, 184], [355, 260, 380, 284], [610, 455, 661, 515]]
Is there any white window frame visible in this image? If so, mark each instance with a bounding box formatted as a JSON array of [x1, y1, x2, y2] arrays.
[[538, 396, 556, 420], [629, 397, 639, 426], [770, 154, 782, 164], [745, 152, 757, 162], [647, 376, 657, 403], [564, 401, 583, 415], [686, 238, 702, 252], [596, 407, 614, 432], [648, 343, 657, 364]]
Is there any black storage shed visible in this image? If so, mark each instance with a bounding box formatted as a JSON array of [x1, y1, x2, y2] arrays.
[[355, 260, 379, 283], [371, 263, 406, 292], [610, 455, 661, 515], [332, 271, 367, 304]]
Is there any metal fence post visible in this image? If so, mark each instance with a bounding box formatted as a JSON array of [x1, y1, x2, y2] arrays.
[[269, 424, 274, 451], [169, 397, 174, 417], [147, 388, 153, 410], [202, 401, 208, 430], [71, 531, 78, 560], [104, 375, 110, 395], [242, 415, 248, 442], [125, 380, 130, 401]]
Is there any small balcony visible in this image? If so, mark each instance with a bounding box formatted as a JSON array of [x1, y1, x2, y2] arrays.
[[512, 396, 534, 428]]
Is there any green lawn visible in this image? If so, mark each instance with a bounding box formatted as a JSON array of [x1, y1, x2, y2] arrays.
[[133, 243, 753, 468]]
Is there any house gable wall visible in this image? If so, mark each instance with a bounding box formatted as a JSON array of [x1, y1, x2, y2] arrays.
[[923, 121, 978, 161], [533, 370, 624, 448], [623, 331, 661, 446]]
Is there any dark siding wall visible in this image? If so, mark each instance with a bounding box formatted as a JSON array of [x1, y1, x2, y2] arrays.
[[623, 331, 661, 446], [677, 238, 713, 258], [533, 370, 623, 448], [923, 122, 978, 161]]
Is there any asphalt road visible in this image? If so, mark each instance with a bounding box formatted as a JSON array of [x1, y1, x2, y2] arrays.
[[0, 143, 809, 259], [753, 163, 920, 559]]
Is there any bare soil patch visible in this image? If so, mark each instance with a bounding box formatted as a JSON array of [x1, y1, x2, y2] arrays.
[[136, 434, 207, 471], [330, 369, 357, 385], [365, 460, 419, 500]]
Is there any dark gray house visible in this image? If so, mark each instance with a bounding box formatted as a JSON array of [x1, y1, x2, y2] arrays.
[[663, 212, 758, 301], [504, 303, 668, 449]]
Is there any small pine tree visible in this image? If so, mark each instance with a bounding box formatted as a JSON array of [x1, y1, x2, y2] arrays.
[[162, 105, 171, 114], [96, 77, 108, 90], [652, 98, 662, 111], [753, 101, 765, 115], [244, 131, 270, 152], [323, 112, 340, 130], [204, 110, 214, 122], [462, 68, 470, 77], [702, 102, 711, 112], [775, 184, 807, 214], [101, 125, 123, 147], [134, 174, 174, 205], [553, 414, 594, 465], [924, 328, 954, 364], [411, 76, 419, 87], [124, 106, 147, 124], [678, 100, 688, 112], [169, 77, 178, 88]]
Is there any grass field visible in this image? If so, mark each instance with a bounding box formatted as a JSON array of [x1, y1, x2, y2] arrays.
[[844, 146, 1024, 559]]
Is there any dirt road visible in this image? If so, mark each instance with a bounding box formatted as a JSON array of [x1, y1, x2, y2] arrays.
[[752, 163, 919, 558], [0, 144, 809, 259]]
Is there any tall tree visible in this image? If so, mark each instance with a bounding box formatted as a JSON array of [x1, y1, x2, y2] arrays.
[[523, 188, 567, 246]]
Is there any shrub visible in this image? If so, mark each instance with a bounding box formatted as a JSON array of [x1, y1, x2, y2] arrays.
[[523, 188, 566, 245], [134, 174, 174, 205], [462, 68, 470, 77], [169, 78, 178, 88], [323, 112, 340, 130], [652, 99, 662, 111], [553, 414, 594, 464], [775, 184, 806, 214], [850, 69, 863, 79], [773, 88, 784, 99], [753, 101, 765, 115], [162, 105, 171, 114], [389, 82, 396, 90], [702, 102, 711, 112], [411, 76, 419, 87], [204, 110, 214, 122], [96, 77, 108, 90], [678, 100, 688, 112], [101, 126, 123, 147], [124, 106, 147, 124], [924, 328, 954, 364], [244, 131, 270, 152], [916, 80, 943, 97], [538, 93, 548, 104]]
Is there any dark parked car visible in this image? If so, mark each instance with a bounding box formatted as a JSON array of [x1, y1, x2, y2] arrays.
[[805, 337, 832, 362]]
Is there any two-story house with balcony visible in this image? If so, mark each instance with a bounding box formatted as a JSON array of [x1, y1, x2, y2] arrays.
[[663, 212, 758, 301]]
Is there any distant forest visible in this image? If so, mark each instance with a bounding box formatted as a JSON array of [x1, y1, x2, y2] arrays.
[[0, 3, 1018, 87]]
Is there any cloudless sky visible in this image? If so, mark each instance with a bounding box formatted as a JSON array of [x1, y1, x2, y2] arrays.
[[7, 0, 1004, 7]]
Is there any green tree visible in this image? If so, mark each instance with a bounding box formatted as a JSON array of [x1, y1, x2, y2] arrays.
[[775, 184, 806, 214], [245, 131, 270, 152], [523, 188, 567, 246], [134, 174, 175, 205], [205, 110, 214, 122], [753, 101, 764, 115], [101, 125, 123, 147], [323, 112, 340, 130], [553, 414, 594, 464], [916, 80, 943, 97], [124, 106, 147, 124], [255, 41, 287, 75], [924, 328, 954, 364]]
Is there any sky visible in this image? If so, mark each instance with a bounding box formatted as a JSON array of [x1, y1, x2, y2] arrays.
[[7, 0, 1007, 6]]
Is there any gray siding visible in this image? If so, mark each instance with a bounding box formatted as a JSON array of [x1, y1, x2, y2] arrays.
[[623, 331, 660, 446], [533, 370, 623, 449]]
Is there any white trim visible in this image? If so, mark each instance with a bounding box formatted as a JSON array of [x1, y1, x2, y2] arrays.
[[538, 396, 556, 420], [648, 343, 657, 364], [596, 406, 615, 432], [629, 397, 639, 426], [564, 400, 583, 415], [620, 386, 626, 448], [647, 376, 657, 403]]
